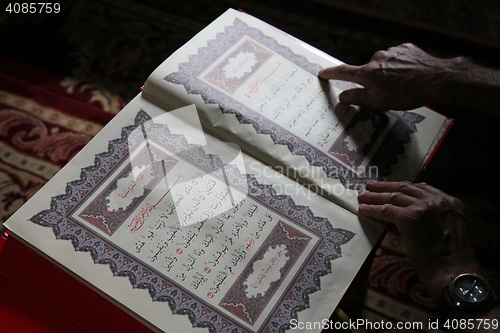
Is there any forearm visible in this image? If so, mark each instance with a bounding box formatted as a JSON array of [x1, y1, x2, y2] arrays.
[[418, 242, 499, 332], [414, 238, 499, 332], [439, 56, 500, 116], [319, 43, 500, 115], [358, 181, 499, 331]]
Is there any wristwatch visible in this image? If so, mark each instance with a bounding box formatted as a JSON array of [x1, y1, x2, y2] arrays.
[[438, 273, 498, 317]]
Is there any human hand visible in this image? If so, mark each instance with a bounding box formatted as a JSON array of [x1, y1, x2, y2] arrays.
[[358, 180, 480, 299], [319, 43, 462, 111]]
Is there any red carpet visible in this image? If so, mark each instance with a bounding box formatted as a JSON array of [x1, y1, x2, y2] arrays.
[[0, 55, 123, 223]]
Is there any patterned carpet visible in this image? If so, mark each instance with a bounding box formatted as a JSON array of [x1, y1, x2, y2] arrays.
[[1, 1, 499, 332]]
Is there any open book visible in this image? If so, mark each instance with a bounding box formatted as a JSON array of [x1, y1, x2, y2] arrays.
[[4, 8, 451, 333]]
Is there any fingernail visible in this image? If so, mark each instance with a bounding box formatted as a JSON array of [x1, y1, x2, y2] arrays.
[[366, 179, 377, 186]]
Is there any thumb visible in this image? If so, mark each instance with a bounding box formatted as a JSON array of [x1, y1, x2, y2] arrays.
[[339, 88, 369, 106]]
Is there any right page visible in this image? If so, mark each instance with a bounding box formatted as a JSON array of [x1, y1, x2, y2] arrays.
[[144, 9, 451, 214]]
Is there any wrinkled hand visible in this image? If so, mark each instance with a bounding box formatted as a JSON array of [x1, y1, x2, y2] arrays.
[[358, 180, 480, 299], [319, 43, 461, 111]]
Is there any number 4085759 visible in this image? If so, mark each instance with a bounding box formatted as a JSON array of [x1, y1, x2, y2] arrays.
[[5, 3, 60, 14]]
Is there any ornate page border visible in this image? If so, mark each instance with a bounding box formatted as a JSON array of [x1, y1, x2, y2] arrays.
[[165, 18, 424, 189], [30, 110, 356, 332]]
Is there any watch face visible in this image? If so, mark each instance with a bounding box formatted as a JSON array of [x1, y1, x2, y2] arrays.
[[452, 274, 489, 304]]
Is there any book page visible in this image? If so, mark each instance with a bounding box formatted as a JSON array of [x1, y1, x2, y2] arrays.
[[144, 9, 451, 214], [5, 95, 384, 333]]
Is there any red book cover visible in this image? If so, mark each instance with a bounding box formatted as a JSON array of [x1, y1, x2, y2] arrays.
[[0, 231, 154, 333]]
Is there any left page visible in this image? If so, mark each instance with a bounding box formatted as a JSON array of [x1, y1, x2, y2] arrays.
[[4, 94, 384, 332]]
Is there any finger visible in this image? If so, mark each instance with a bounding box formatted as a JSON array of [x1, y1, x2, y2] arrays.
[[366, 180, 427, 199], [370, 50, 387, 61], [318, 64, 364, 85], [358, 190, 416, 207], [358, 203, 407, 224], [341, 90, 388, 111], [338, 88, 369, 106]]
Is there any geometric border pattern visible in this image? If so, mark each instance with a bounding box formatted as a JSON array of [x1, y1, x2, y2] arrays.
[[30, 110, 356, 332], [165, 18, 424, 189]]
